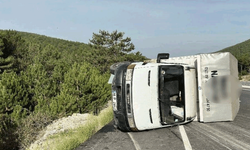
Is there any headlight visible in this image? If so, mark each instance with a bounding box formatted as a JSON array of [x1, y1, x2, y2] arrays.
[[126, 84, 131, 113], [125, 64, 137, 131], [128, 117, 136, 130], [126, 64, 136, 81], [126, 69, 133, 81]]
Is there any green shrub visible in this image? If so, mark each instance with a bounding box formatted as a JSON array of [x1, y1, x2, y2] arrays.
[[241, 70, 249, 76], [0, 114, 19, 150], [239, 75, 242, 80], [49, 62, 111, 116], [16, 112, 55, 149], [0, 71, 29, 116]]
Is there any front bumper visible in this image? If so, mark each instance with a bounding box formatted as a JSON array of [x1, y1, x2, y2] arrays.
[[111, 62, 132, 132]]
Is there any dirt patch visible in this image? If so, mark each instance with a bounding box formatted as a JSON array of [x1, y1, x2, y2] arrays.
[[29, 101, 112, 150], [241, 75, 250, 81]]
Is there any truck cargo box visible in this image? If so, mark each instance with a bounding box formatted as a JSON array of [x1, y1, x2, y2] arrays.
[[151, 52, 241, 122]]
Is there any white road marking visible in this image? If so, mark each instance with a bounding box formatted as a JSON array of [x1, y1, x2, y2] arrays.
[[243, 88, 250, 91], [128, 132, 141, 150], [179, 125, 192, 150], [242, 85, 250, 89]]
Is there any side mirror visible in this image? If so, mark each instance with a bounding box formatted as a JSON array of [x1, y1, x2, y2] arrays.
[[157, 53, 170, 63]]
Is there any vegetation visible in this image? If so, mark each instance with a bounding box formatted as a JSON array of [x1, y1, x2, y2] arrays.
[[218, 39, 250, 76], [17, 112, 54, 149], [240, 74, 250, 81], [0, 29, 146, 149], [89, 30, 135, 53], [30, 105, 113, 150]]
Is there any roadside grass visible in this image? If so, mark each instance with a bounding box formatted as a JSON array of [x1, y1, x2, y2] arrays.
[[246, 75, 250, 81], [240, 74, 250, 81], [30, 105, 113, 150]]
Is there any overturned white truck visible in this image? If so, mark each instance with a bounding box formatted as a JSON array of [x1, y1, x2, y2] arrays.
[[108, 52, 241, 131]]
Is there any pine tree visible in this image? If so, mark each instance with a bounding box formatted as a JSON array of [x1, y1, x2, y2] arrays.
[[89, 30, 135, 55], [0, 30, 27, 73], [0, 71, 29, 117], [0, 37, 15, 73], [49, 62, 111, 115]]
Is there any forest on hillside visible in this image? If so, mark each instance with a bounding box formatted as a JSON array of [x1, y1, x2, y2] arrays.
[[0, 29, 146, 149], [219, 39, 250, 75]]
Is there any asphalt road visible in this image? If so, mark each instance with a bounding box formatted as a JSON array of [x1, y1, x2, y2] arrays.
[[76, 89, 250, 150]]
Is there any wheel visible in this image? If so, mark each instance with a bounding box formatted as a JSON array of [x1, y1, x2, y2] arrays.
[[110, 62, 131, 74], [110, 62, 121, 74]]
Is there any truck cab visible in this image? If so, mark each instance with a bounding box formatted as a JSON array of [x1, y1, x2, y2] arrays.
[[109, 54, 197, 131]]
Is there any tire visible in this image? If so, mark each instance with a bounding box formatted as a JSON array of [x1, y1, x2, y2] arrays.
[[110, 62, 131, 74], [110, 62, 121, 74]]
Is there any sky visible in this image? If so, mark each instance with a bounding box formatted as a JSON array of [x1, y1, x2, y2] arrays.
[[0, 0, 249, 58]]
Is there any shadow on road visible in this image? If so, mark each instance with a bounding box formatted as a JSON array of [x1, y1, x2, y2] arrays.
[[98, 120, 116, 133]]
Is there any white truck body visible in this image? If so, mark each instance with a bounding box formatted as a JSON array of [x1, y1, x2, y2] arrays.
[[149, 52, 241, 122], [109, 52, 241, 131]]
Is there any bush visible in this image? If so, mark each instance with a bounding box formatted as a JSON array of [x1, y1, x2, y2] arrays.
[[0, 71, 29, 116], [49, 62, 111, 116], [16, 112, 55, 149], [0, 114, 19, 150], [241, 70, 249, 76]]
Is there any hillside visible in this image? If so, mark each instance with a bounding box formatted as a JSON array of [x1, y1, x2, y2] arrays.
[[218, 39, 250, 74], [0, 29, 146, 149], [0, 30, 146, 72], [219, 39, 250, 55]]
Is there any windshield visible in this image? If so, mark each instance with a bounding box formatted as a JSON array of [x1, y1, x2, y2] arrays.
[[159, 65, 185, 125]]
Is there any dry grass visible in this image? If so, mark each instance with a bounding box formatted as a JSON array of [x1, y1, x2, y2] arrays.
[[29, 105, 113, 150], [16, 112, 55, 149], [240, 74, 250, 81]]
